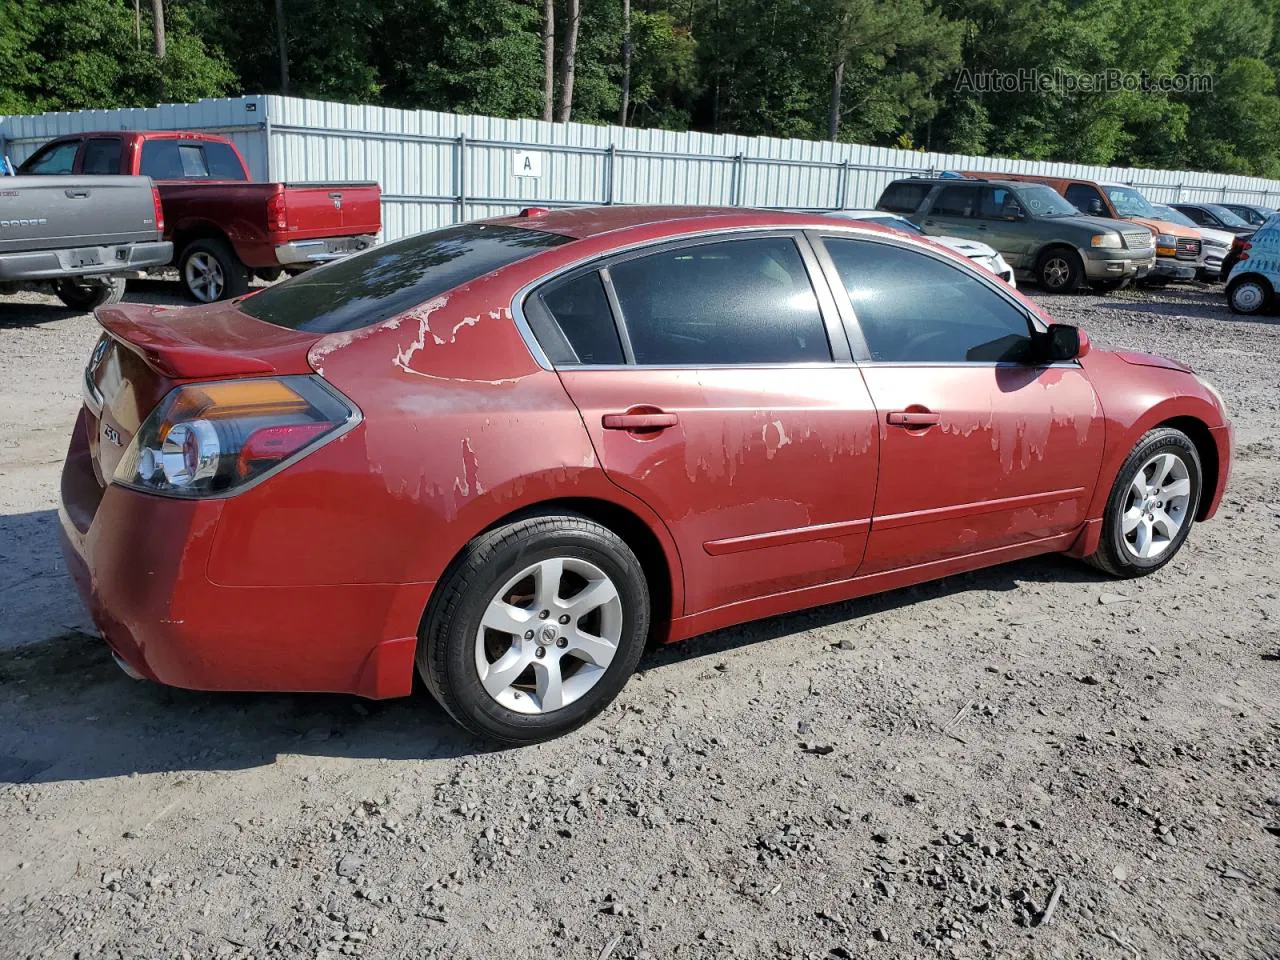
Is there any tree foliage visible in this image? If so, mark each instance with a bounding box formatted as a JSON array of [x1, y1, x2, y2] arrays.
[[4, 0, 1280, 176]]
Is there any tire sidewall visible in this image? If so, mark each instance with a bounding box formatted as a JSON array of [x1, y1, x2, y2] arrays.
[[180, 239, 248, 303], [1037, 248, 1082, 293], [429, 523, 650, 743], [1103, 430, 1203, 574], [54, 276, 124, 310], [1227, 276, 1270, 315]]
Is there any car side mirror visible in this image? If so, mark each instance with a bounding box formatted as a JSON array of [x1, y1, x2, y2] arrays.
[[1038, 323, 1088, 362]]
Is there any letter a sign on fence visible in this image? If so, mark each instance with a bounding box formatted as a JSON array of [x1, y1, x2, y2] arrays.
[[513, 151, 543, 178]]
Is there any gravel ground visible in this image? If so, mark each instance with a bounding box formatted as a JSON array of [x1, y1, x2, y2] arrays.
[[0, 279, 1276, 960]]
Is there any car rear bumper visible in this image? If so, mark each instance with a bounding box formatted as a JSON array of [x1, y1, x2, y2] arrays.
[[275, 235, 376, 266], [58, 409, 425, 699], [0, 241, 172, 281]]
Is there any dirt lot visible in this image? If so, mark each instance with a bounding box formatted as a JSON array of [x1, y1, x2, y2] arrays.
[[0, 280, 1276, 960]]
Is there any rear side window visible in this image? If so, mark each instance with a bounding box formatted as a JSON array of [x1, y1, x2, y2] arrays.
[[932, 185, 978, 218], [878, 181, 930, 214], [21, 141, 78, 175], [81, 138, 122, 175], [825, 237, 1033, 364], [204, 141, 247, 180], [240, 223, 572, 334], [607, 237, 830, 365], [540, 272, 625, 364]]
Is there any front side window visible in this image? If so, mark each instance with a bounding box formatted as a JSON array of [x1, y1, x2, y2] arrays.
[[978, 187, 1023, 220], [931, 185, 978, 218], [240, 223, 572, 334], [824, 237, 1035, 364], [21, 141, 78, 175], [81, 138, 122, 175], [1065, 184, 1106, 215], [607, 237, 830, 365]]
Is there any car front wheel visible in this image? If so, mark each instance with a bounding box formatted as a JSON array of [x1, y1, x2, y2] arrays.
[[1087, 427, 1202, 577], [418, 514, 651, 743], [1036, 248, 1084, 293]]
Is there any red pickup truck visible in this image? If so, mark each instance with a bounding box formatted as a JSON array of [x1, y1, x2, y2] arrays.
[[19, 131, 381, 302]]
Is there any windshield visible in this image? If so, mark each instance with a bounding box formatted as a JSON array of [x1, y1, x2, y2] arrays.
[[860, 214, 924, 235], [240, 223, 572, 333], [1152, 205, 1197, 228], [1103, 185, 1157, 218], [1014, 184, 1079, 218], [1204, 204, 1252, 228]]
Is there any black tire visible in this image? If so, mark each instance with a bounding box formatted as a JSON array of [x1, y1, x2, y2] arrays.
[[417, 513, 651, 744], [1086, 427, 1202, 578], [1225, 274, 1273, 315], [1036, 247, 1084, 294], [1090, 277, 1128, 293], [53, 276, 126, 310], [178, 237, 249, 303]]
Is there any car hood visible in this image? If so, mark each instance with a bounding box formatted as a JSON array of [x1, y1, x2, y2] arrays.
[[931, 235, 999, 259], [1066, 215, 1140, 235], [1111, 349, 1193, 374], [1196, 227, 1235, 249]]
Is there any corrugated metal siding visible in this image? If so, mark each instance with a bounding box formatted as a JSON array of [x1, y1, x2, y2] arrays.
[[5, 94, 1280, 241], [0, 96, 270, 179]]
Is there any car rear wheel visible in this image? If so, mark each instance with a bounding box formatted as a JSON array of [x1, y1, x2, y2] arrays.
[[179, 238, 249, 303], [417, 514, 650, 743], [53, 276, 127, 310], [1226, 275, 1273, 315], [1086, 427, 1202, 577], [1036, 248, 1084, 293]]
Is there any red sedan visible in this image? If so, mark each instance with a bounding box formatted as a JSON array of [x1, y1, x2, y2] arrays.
[[60, 206, 1232, 743]]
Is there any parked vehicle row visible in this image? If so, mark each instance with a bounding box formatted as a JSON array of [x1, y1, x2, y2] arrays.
[[14, 130, 382, 302]]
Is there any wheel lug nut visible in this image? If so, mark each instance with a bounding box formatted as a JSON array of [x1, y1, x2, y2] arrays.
[[558, 614, 570, 625], [535, 647, 546, 659], [538, 610, 550, 620], [524, 630, 534, 640], [556, 637, 568, 649]]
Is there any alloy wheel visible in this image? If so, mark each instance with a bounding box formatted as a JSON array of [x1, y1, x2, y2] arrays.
[[1043, 257, 1071, 289], [474, 557, 623, 714], [1120, 452, 1192, 559], [184, 252, 225, 302]]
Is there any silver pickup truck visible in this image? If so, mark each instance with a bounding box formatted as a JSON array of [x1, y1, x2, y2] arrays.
[[0, 175, 172, 309]]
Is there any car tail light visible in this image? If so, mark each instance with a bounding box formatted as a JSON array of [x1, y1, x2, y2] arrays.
[[1238, 239, 1252, 262], [113, 376, 358, 498], [267, 189, 289, 232], [151, 185, 165, 234]]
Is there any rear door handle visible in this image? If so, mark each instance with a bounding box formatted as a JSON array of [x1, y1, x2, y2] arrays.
[[887, 409, 941, 428], [65, 188, 89, 199], [602, 411, 679, 431]]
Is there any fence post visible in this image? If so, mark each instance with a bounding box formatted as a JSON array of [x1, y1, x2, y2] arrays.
[[456, 133, 468, 224], [606, 144, 616, 204], [730, 154, 744, 206], [836, 159, 850, 210]]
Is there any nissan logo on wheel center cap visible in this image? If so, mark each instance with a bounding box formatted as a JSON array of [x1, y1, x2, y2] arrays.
[[539, 625, 558, 645]]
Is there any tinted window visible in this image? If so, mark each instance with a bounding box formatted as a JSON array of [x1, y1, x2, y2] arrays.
[[22, 141, 78, 175], [140, 141, 186, 179], [932, 185, 978, 218], [978, 186, 1022, 220], [1203, 204, 1250, 228], [178, 145, 210, 177], [540, 272, 624, 364], [825, 237, 1034, 363], [240, 224, 572, 334], [1065, 184, 1104, 214], [204, 141, 247, 180], [82, 138, 121, 175], [877, 181, 930, 214], [608, 237, 830, 365], [1175, 205, 1210, 225]]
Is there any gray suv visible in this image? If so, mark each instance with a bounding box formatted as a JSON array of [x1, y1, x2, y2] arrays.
[[876, 177, 1156, 293]]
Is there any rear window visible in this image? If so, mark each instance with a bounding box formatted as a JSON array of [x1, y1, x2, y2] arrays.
[[239, 223, 573, 334], [877, 181, 930, 214], [139, 140, 247, 181]]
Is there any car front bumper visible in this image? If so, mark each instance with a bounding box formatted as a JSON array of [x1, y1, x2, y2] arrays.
[[1082, 249, 1155, 280], [275, 234, 377, 267], [0, 241, 172, 282], [57, 409, 424, 699], [1150, 257, 1200, 281]]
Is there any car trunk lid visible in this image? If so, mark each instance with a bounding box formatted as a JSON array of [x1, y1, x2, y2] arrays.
[[84, 300, 322, 482]]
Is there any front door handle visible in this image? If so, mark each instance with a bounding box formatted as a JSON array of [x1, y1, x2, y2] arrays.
[[602, 411, 679, 431], [887, 409, 941, 428], [65, 188, 89, 199]]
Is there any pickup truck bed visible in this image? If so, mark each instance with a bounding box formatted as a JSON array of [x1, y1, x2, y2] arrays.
[[0, 175, 172, 308]]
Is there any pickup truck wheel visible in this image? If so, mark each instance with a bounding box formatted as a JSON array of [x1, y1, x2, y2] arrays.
[[180, 239, 249, 303], [53, 276, 127, 311], [1036, 248, 1084, 293]]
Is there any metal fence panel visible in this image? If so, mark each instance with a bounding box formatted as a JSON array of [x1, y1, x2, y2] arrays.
[[5, 94, 1280, 241]]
